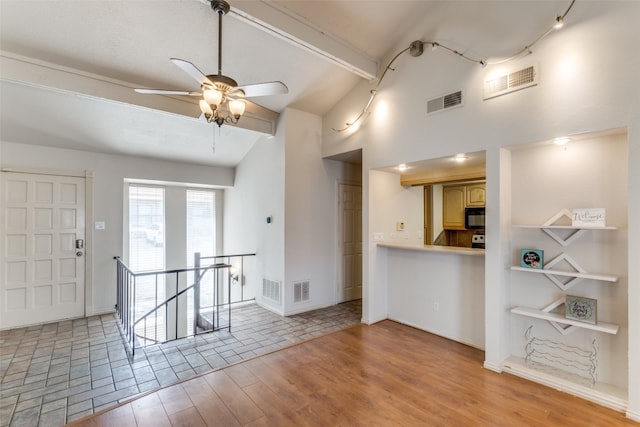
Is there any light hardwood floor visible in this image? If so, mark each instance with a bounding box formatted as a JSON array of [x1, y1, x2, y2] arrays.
[[68, 321, 637, 426]]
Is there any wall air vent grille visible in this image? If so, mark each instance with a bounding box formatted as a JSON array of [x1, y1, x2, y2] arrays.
[[427, 90, 463, 115], [262, 278, 281, 304], [293, 280, 310, 303], [484, 65, 537, 100]]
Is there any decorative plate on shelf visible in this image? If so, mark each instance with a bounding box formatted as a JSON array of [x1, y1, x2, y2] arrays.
[[521, 249, 543, 269], [565, 295, 597, 324]]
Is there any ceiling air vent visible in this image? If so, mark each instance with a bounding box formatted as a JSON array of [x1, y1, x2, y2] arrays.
[[427, 90, 463, 115], [483, 65, 537, 100]]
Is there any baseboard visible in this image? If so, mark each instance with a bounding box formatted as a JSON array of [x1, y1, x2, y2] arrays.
[[362, 313, 387, 325], [86, 306, 116, 317], [483, 361, 504, 373], [503, 356, 628, 414], [254, 299, 284, 316], [283, 302, 332, 317], [386, 315, 485, 350], [626, 408, 640, 422]]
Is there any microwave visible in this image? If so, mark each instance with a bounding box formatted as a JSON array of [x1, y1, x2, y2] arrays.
[[465, 207, 485, 229]]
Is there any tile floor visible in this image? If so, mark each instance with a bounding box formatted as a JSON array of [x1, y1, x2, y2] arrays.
[[0, 300, 361, 427]]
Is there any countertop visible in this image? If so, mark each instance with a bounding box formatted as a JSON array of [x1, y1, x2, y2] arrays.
[[377, 242, 485, 256]]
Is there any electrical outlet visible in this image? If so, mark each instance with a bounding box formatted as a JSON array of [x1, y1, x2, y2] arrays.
[[373, 232, 384, 242], [396, 221, 405, 231]]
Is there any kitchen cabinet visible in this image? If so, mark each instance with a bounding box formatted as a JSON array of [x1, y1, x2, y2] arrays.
[[442, 185, 466, 229], [442, 183, 485, 230], [466, 183, 486, 206]]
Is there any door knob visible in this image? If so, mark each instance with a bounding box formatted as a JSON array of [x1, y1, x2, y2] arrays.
[[76, 251, 83, 257]]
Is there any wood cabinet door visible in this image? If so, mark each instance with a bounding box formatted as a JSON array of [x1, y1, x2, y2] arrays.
[[466, 184, 486, 206], [443, 185, 466, 229]]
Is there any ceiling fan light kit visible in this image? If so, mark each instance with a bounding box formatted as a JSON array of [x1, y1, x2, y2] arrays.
[[134, 0, 287, 128]]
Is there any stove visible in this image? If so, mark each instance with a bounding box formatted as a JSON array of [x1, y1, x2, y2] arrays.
[[471, 234, 485, 249]]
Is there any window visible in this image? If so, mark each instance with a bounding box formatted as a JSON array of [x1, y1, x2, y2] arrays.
[[186, 189, 216, 266], [128, 185, 165, 326], [128, 185, 165, 271], [187, 189, 216, 311]]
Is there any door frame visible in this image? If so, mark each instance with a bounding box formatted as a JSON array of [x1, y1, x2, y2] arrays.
[[335, 180, 363, 304], [1, 166, 95, 320]]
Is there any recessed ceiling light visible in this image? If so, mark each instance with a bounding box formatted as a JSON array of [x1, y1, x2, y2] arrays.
[[453, 154, 469, 162], [553, 137, 570, 146], [397, 163, 409, 172]]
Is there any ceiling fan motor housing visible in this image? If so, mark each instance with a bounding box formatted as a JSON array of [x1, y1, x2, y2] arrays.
[[205, 74, 238, 92], [210, 0, 230, 15]]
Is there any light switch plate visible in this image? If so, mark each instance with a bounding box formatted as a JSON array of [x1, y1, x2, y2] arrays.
[[95, 221, 105, 230]]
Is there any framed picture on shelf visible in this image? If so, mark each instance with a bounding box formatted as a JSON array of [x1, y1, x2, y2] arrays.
[[571, 208, 606, 227], [520, 249, 543, 269], [565, 295, 597, 324]]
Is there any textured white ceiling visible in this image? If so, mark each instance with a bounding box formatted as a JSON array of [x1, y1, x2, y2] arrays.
[[0, 0, 573, 167]]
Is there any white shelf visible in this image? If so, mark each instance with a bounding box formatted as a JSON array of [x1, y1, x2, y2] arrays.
[[513, 224, 617, 230], [510, 306, 619, 335], [510, 266, 618, 282]]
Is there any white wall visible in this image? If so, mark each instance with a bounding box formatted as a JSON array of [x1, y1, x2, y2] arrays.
[[369, 170, 424, 246], [322, 1, 640, 419], [223, 120, 286, 313], [386, 248, 485, 349], [0, 141, 235, 316], [225, 108, 361, 316], [283, 108, 362, 314]]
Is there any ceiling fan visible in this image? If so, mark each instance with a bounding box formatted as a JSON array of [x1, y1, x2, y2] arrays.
[[135, 0, 288, 127]]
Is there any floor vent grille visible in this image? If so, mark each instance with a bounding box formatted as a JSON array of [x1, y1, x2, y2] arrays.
[[293, 280, 310, 303], [262, 278, 281, 304], [427, 90, 463, 115], [483, 65, 537, 100]]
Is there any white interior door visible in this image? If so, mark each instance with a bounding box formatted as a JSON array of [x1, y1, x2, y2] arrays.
[[1, 172, 85, 329], [338, 183, 362, 303]]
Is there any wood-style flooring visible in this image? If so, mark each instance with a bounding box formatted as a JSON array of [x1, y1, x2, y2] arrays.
[[67, 320, 637, 426]]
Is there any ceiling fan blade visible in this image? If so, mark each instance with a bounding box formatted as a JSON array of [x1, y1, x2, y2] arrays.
[[232, 81, 288, 98], [170, 58, 215, 87], [135, 88, 201, 96]]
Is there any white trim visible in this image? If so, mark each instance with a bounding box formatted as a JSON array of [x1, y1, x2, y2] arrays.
[[626, 408, 640, 422], [483, 361, 504, 373], [503, 356, 628, 414], [1, 165, 87, 178], [84, 171, 95, 317]]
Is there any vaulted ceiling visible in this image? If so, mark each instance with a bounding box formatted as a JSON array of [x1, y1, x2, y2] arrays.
[[0, 0, 572, 167]]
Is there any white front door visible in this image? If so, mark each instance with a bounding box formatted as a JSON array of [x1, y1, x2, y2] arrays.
[[338, 183, 362, 303], [1, 172, 85, 329]]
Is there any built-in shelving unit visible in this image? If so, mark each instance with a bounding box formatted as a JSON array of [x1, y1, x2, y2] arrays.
[[511, 209, 620, 334], [504, 138, 630, 415]]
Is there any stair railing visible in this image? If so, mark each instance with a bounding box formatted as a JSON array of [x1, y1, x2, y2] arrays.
[[114, 252, 256, 356]]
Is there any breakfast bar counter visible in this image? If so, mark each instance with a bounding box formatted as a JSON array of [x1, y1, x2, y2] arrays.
[[377, 242, 485, 256], [376, 242, 485, 349]]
